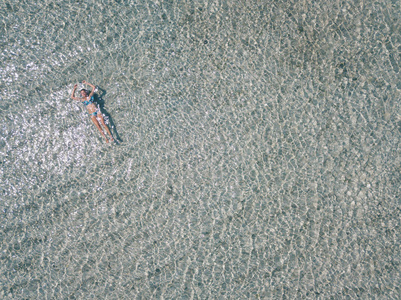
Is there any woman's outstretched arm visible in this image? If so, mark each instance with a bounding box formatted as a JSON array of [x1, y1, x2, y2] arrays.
[[82, 80, 96, 97], [71, 84, 80, 100]]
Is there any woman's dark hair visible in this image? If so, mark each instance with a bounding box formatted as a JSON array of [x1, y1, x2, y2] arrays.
[[80, 89, 88, 94]]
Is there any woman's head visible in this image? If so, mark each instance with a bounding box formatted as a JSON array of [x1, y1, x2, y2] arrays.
[[80, 89, 88, 97]]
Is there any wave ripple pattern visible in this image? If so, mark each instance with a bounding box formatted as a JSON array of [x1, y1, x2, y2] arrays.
[[1, 0, 400, 299]]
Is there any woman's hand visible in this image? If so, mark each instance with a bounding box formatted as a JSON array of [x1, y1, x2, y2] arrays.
[[71, 84, 79, 100], [82, 80, 96, 97]]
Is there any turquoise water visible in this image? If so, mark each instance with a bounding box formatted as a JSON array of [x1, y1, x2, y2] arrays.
[[1, 0, 400, 298]]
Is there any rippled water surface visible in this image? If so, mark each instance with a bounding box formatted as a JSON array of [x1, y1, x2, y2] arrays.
[[1, 0, 401, 298]]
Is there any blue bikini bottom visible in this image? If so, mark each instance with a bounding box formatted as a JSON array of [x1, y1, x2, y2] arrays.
[[89, 110, 99, 117]]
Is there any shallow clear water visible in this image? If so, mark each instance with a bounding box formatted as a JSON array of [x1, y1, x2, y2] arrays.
[[1, 0, 400, 298]]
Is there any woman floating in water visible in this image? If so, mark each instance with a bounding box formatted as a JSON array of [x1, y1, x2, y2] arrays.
[[71, 80, 114, 143]]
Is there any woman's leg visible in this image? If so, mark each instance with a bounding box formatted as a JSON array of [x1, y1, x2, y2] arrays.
[[96, 113, 114, 141], [91, 116, 108, 142]]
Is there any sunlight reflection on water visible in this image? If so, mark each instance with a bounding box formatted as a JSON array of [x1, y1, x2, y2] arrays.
[[1, 0, 401, 299]]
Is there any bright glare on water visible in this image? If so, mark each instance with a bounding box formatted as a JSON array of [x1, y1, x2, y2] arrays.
[[1, 0, 400, 298]]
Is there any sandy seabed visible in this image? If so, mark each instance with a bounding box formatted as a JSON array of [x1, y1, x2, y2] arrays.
[[1, 0, 400, 298]]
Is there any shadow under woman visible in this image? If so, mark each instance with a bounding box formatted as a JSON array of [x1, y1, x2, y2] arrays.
[[93, 87, 123, 143]]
